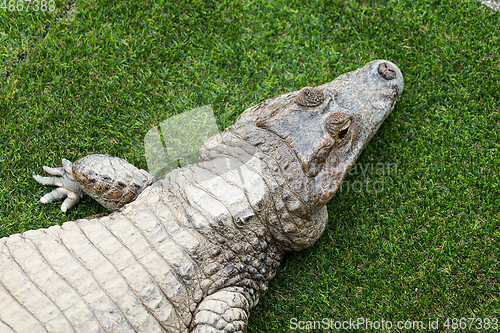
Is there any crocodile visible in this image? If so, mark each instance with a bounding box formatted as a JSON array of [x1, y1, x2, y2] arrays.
[[1, 60, 403, 333]]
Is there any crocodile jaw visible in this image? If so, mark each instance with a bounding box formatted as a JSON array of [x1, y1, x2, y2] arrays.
[[311, 59, 404, 208]]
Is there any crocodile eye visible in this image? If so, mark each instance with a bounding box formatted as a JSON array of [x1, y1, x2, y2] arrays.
[[325, 112, 352, 143], [338, 126, 349, 140], [295, 86, 325, 107]]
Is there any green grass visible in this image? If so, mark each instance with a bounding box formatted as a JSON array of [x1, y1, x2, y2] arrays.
[[1, 0, 499, 332]]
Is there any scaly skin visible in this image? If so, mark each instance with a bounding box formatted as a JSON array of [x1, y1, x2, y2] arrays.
[[72, 154, 156, 211], [3, 60, 404, 332]]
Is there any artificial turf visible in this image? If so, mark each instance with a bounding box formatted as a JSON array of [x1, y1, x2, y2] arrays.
[[1, 0, 499, 332]]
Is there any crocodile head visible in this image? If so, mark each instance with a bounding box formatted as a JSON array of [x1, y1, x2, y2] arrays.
[[237, 60, 403, 249], [307, 60, 404, 208]]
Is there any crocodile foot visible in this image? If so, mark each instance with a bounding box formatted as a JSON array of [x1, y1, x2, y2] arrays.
[[32, 158, 84, 212]]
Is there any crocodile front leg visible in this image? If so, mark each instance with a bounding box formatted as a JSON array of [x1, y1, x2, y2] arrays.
[[191, 287, 255, 333], [32, 159, 84, 212], [33, 155, 155, 212]]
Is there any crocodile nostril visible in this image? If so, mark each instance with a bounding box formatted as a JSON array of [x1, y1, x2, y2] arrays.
[[378, 62, 396, 80]]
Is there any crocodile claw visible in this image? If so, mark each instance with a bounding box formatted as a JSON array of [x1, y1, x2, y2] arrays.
[[32, 159, 85, 212]]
